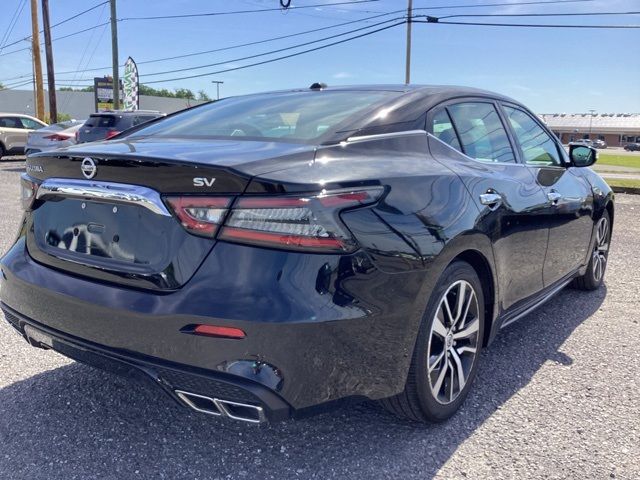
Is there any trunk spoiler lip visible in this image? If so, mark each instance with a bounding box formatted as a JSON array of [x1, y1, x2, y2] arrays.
[[35, 178, 172, 217]]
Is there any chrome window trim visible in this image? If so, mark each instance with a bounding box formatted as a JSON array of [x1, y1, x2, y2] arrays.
[[35, 178, 172, 216], [345, 129, 427, 144]]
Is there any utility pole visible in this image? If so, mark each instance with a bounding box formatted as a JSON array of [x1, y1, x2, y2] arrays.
[[211, 80, 224, 100], [588, 109, 596, 138], [404, 0, 413, 84], [30, 0, 45, 121], [41, 0, 56, 123], [110, 0, 120, 110]]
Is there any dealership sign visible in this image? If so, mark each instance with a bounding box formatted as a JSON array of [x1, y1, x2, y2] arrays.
[[123, 57, 139, 111], [93, 77, 123, 112]]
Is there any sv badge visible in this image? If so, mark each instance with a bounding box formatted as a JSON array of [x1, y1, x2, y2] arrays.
[[193, 177, 216, 187]]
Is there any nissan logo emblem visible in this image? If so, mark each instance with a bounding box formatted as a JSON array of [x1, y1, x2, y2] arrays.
[[81, 158, 97, 179]]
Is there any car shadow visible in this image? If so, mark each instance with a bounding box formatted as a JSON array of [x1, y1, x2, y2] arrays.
[[0, 285, 606, 479]]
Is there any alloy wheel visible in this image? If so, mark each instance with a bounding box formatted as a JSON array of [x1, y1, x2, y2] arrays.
[[427, 280, 480, 405], [592, 216, 610, 282]]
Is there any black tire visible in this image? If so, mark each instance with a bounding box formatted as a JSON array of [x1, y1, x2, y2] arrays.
[[380, 261, 484, 422], [0, 142, 5, 160], [572, 209, 611, 291]]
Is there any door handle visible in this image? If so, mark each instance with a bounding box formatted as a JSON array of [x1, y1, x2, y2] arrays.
[[479, 191, 502, 209], [547, 191, 562, 204]]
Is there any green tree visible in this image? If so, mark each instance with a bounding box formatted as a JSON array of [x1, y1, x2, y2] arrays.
[[197, 90, 212, 101], [173, 88, 195, 99]]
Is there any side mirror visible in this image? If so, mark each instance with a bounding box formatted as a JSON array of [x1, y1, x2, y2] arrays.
[[569, 144, 597, 167]]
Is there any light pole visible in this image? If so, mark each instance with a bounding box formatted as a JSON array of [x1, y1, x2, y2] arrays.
[[211, 80, 223, 100], [588, 109, 596, 139]]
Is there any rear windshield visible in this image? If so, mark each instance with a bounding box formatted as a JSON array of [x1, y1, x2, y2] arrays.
[[127, 91, 399, 143], [46, 120, 84, 132], [85, 115, 117, 128]]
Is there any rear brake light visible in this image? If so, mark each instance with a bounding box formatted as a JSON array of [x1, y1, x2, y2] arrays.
[[43, 133, 72, 141], [165, 196, 231, 237], [219, 188, 383, 253], [20, 174, 39, 210], [105, 129, 120, 139]]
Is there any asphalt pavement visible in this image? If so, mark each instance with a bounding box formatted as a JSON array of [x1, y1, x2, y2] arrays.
[[0, 158, 638, 479]]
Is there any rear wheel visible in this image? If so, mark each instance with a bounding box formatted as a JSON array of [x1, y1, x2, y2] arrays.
[[572, 210, 611, 290], [0, 143, 5, 160], [381, 261, 484, 422]]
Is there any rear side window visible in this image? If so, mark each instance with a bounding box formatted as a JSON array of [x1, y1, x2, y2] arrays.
[[431, 109, 461, 151], [0, 117, 23, 128], [131, 115, 157, 126], [447, 102, 515, 164], [503, 106, 562, 167], [85, 115, 117, 128]]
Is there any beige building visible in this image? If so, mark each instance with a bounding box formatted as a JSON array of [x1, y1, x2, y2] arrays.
[[539, 113, 640, 146]]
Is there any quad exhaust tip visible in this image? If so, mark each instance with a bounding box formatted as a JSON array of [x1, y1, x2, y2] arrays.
[[175, 390, 266, 424]]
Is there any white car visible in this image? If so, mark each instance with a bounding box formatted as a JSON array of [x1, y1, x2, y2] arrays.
[[25, 120, 85, 155], [0, 113, 48, 158]]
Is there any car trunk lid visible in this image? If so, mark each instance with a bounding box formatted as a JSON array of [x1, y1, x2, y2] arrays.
[[24, 138, 317, 290]]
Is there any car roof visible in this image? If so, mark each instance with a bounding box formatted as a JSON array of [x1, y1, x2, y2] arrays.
[[90, 110, 162, 116]]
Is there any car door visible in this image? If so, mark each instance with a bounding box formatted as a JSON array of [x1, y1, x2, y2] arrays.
[[428, 100, 550, 312], [0, 116, 27, 151], [500, 104, 594, 286]]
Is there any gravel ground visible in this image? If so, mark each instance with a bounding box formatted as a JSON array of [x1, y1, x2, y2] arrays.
[[0, 158, 638, 480]]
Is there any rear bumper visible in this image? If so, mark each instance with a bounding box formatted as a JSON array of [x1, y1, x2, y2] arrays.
[[2, 303, 291, 422], [0, 236, 427, 415]]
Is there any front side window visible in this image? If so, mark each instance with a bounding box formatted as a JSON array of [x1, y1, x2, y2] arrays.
[[431, 108, 461, 151], [503, 106, 562, 167], [447, 102, 515, 163], [20, 117, 45, 130]]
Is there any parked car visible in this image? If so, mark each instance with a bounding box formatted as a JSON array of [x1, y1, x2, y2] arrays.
[[76, 110, 165, 143], [25, 120, 85, 155], [593, 139, 607, 149], [0, 113, 47, 158], [624, 143, 640, 151], [2, 85, 613, 424], [572, 138, 593, 147]]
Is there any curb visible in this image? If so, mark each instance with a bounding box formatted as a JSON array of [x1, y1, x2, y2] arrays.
[[611, 185, 640, 195]]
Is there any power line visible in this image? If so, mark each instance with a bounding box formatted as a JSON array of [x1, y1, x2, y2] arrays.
[[416, 18, 640, 28], [0, 1, 108, 50], [0, 8, 407, 81], [436, 10, 640, 20], [0, 0, 27, 52], [143, 20, 405, 84], [0, 20, 113, 57], [120, 0, 380, 21], [140, 16, 404, 78]]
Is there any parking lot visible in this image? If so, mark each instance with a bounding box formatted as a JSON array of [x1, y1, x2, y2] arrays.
[[0, 158, 638, 479]]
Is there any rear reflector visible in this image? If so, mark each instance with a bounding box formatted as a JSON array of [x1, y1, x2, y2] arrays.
[[105, 129, 121, 140], [192, 324, 246, 339]]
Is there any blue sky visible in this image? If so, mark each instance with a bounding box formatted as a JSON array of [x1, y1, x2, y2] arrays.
[[0, 0, 638, 112]]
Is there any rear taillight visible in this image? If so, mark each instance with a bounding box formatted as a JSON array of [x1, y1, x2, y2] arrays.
[[20, 174, 39, 210], [164, 196, 231, 237], [105, 129, 120, 139], [43, 133, 73, 141], [164, 188, 383, 252], [221, 188, 383, 253]]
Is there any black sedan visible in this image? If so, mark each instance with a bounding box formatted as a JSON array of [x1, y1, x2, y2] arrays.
[[1, 85, 613, 423]]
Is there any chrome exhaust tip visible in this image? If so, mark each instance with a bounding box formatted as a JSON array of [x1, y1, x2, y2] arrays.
[[175, 390, 266, 424], [175, 390, 222, 417]]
